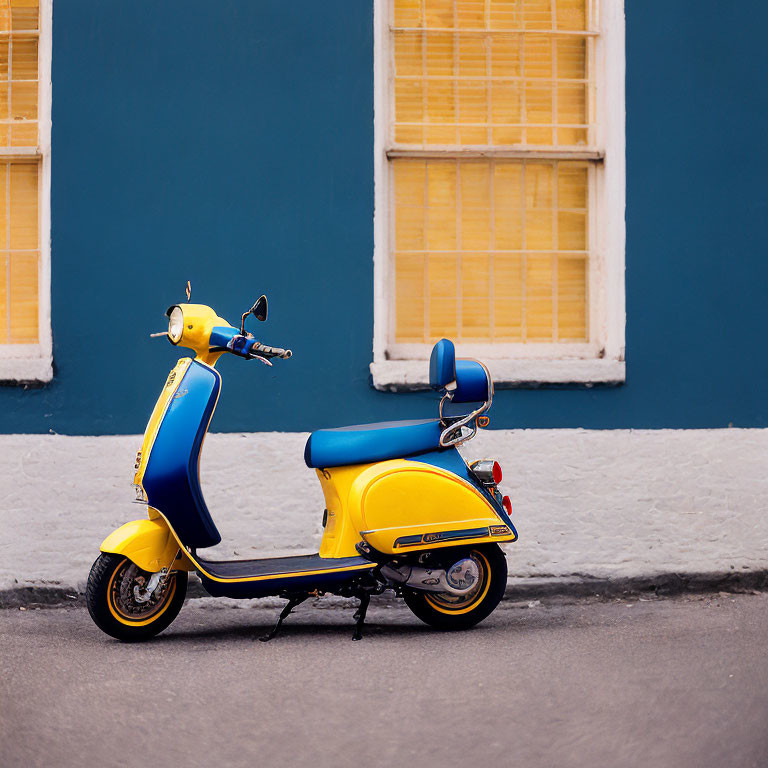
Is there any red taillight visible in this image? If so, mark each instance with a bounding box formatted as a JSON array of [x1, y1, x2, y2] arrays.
[[470, 459, 503, 487], [502, 495, 512, 516]]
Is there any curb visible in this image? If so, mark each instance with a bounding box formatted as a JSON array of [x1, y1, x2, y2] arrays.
[[503, 570, 768, 600], [0, 586, 83, 609], [2, 570, 767, 609]]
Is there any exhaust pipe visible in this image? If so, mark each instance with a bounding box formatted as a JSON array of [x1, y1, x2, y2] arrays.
[[380, 557, 479, 596]]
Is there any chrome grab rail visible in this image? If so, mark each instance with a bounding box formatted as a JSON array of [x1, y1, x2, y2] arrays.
[[438, 360, 494, 448]]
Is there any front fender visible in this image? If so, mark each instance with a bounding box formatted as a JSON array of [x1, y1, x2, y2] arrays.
[[100, 518, 194, 573]]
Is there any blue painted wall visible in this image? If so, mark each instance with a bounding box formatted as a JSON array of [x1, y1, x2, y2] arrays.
[[1, 0, 766, 434]]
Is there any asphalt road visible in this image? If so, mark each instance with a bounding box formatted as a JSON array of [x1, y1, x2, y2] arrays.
[[1, 591, 767, 768]]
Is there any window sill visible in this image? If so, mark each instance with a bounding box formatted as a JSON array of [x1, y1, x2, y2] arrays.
[[370, 358, 625, 391], [0, 354, 53, 384]]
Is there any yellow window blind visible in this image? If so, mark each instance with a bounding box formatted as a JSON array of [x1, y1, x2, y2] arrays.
[[390, 0, 595, 347], [393, 0, 594, 147], [394, 158, 587, 343], [0, 0, 40, 345]]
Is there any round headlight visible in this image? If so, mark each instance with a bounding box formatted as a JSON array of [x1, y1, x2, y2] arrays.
[[168, 306, 184, 344]]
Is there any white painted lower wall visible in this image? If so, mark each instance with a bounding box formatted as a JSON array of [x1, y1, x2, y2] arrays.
[[1, 429, 766, 592]]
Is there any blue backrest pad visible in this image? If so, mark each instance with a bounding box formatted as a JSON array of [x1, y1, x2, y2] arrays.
[[429, 338, 456, 390], [452, 359, 490, 404]]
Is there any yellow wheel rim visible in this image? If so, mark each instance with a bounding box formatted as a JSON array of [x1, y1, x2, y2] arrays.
[[424, 550, 492, 615], [107, 557, 177, 627]]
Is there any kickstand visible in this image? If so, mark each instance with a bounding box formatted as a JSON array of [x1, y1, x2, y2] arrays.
[[259, 595, 307, 642], [352, 592, 371, 641]]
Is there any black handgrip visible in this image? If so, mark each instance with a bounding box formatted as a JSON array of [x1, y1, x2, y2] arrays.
[[251, 342, 292, 360]]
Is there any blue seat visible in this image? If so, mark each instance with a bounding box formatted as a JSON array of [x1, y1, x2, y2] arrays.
[[304, 340, 492, 469], [304, 419, 443, 469]]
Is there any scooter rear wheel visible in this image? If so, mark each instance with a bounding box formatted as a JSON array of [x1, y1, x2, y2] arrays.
[[86, 553, 187, 642], [403, 544, 507, 630]]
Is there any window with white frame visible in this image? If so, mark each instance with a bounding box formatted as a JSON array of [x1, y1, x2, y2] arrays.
[[372, 0, 624, 388], [0, 0, 51, 383]]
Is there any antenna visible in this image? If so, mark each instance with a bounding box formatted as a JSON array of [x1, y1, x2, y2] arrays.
[[185, 280, 191, 302]]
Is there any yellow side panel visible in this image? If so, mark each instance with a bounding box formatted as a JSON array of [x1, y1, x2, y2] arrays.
[[101, 517, 194, 573], [317, 459, 516, 557], [317, 464, 373, 558], [352, 461, 514, 554]]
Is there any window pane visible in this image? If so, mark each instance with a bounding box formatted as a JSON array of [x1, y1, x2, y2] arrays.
[[0, 39, 8, 79], [0, 161, 39, 343], [456, 0, 485, 29], [393, 158, 589, 343], [394, 0, 422, 28], [0, 2, 42, 348], [392, 0, 592, 147], [9, 249, 37, 342], [0, 0, 39, 148], [393, 160, 425, 250], [12, 36, 36, 80], [556, 0, 587, 31], [461, 254, 491, 341], [425, 161, 457, 249], [557, 255, 587, 339], [10, 0, 38, 32], [395, 253, 425, 342]]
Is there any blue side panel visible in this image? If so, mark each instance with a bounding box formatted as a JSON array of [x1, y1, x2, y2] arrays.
[[143, 361, 222, 548], [409, 448, 518, 536]]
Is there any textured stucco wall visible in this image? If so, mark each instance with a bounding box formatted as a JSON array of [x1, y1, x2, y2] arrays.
[[2, 0, 768, 432], [1, 429, 766, 592]]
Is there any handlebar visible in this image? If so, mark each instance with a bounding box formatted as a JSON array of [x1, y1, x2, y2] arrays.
[[207, 326, 292, 361], [249, 341, 292, 360]]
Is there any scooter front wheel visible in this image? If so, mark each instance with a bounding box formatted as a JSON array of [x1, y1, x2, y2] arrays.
[[86, 553, 187, 642], [403, 544, 507, 630]]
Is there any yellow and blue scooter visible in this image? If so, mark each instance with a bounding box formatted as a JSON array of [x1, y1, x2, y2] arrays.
[[86, 293, 517, 641]]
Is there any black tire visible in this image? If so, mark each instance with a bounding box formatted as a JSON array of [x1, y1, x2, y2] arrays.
[[403, 544, 507, 630], [86, 553, 187, 642]]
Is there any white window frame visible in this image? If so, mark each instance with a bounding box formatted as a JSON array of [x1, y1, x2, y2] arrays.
[[371, 0, 625, 389], [0, 0, 52, 383]]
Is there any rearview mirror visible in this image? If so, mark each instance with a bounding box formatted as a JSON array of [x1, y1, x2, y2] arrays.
[[240, 294, 268, 335], [252, 294, 267, 322]]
